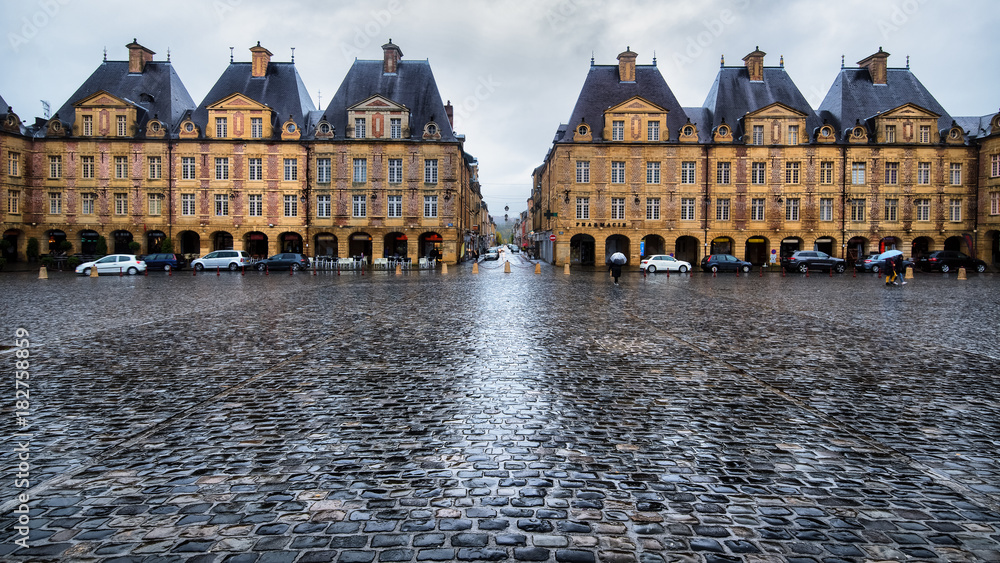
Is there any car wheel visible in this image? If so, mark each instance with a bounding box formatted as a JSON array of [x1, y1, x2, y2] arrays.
[[976, 264, 986, 273], [647, 265, 656, 273], [82, 267, 91, 276], [798, 263, 809, 273], [256, 263, 266, 271], [940, 264, 950, 273], [127, 267, 138, 275], [228, 262, 239, 271], [741, 264, 750, 273], [711, 265, 719, 273], [164, 265, 172, 271], [835, 264, 845, 274], [194, 263, 204, 271], [871, 264, 879, 273], [679, 265, 688, 273], [291, 264, 301, 271]]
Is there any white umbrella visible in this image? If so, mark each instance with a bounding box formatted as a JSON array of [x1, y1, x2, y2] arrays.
[[877, 249, 902, 261], [609, 252, 627, 265]]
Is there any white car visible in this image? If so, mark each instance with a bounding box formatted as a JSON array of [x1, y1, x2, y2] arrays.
[[75, 254, 147, 276], [639, 254, 691, 273], [190, 250, 251, 271]]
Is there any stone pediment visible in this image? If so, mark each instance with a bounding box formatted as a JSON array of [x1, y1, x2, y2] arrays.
[[348, 94, 408, 113], [206, 93, 270, 112], [605, 96, 667, 115], [745, 102, 808, 119], [878, 102, 940, 120], [73, 90, 133, 109]]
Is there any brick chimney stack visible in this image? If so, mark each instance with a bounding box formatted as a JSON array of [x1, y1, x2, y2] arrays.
[[126, 39, 155, 74], [382, 39, 403, 74], [743, 47, 765, 82], [445, 100, 454, 128], [857, 47, 890, 85], [617, 47, 637, 83], [250, 41, 272, 78]]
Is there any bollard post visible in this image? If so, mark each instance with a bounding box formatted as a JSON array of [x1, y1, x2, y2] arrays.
[[313, 263, 316, 276], [829, 266, 833, 277], [442, 262, 448, 274], [534, 263, 540, 274], [38, 266, 48, 280], [290, 265, 293, 276], [216, 266, 220, 276], [396, 263, 402, 275], [241, 265, 244, 276], [853, 267, 856, 278], [905, 265, 914, 280], [144, 266, 148, 277], [119, 267, 123, 277], [759, 265, 763, 277], [265, 264, 269, 276], [805, 268, 809, 278], [713, 269, 717, 278], [193, 266, 197, 276], [504, 261, 511, 274], [564, 263, 570, 275], [90, 265, 99, 278], [168, 265, 172, 276], [666, 268, 669, 279], [735, 267, 740, 278], [337, 263, 340, 276], [472, 262, 479, 274], [957, 267, 967, 280], [781, 267, 786, 277]]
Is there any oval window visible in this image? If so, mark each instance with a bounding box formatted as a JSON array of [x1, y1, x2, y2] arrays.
[[578, 125, 588, 135], [184, 122, 194, 132], [150, 122, 160, 132], [427, 124, 437, 134], [683, 126, 694, 136], [821, 126, 832, 137], [287, 123, 296, 133], [853, 128, 864, 138], [320, 123, 330, 133], [718, 126, 728, 136]]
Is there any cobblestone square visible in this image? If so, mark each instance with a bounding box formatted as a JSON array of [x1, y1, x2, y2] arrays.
[[1, 259, 999, 562]]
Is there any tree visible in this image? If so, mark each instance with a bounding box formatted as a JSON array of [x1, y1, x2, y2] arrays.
[[95, 236, 108, 256], [26, 237, 39, 262], [128, 241, 141, 254], [160, 236, 174, 253]]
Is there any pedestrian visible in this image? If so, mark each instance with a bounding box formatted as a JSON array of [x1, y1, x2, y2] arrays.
[[884, 255, 898, 286], [608, 251, 626, 285], [895, 254, 907, 285], [609, 262, 622, 285]]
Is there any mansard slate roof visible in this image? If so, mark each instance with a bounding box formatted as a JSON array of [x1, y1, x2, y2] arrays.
[[320, 59, 455, 142], [702, 66, 820, 141], [193, 61, 315, 138], [560, 64, 689, 143], [954, 114, 996, 140], [52, 60, 196, 137], [0, 92, 8, 112], [818, 67, 954, 138]]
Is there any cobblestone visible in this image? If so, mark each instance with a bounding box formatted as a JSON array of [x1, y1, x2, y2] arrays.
[[1, 264, 999, 561]]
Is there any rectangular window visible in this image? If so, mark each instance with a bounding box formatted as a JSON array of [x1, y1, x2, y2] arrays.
[[82, 115, 93, 136], [49, 156, 62, 179], [884, 198, 898, 221], [388, 158, 402, 183], [576, 161, 590, 183], [114, 193, 127, 215], [646, 197, 660, 220], [81, 193, 94, 215], [716, 162, 730, 184], [248, 158, 263, 181], [387, 194, 402, 217], [352, 194, 367, 217], [284, 194, 298, 217], [949, 163, 962, 185], [424, 195, 438, 218], [993, 155, 1000, 178], [611, 161, 625, 184], [390, 118, 401, 139], [182, 157, 196, 179], [716, 198, 730, 221], [949, 198, 962, 222], [249, 194, 262, 216], [611, 197, 625, 220], [612, 120, 624, 141], [991, 192, 999, 215], [820, 161, 833, 184], [751, 198, 765, 222], [751, 162, 765, 184], [149, 194, 162, 216], [148, 156, 161, 180], [647, 121, 659, 141], [215, 117, 227, 138], [354, 118, 366, 138], [646, 161, 660, 184], [424, 159, 438, 183], [787, 125, 798, 145], [576, 197, 590, 220], [885, 124, 896, 143], [215, 157, 229, 180], [681, 161, 696, 184], [7, 190, 19, 214], [284, 158, 298, 181], [81, 156, 94, 179], [215, 194, 229, 216], [916, 198, 931, 221], [820, 198, 833, 221], [681, 198, 696, 220], [785, 161, 800, 184], [317, 194, 331, 218], [49, 192, 62, 215], [314, 158, 330, 183], [182, 193, 195, 216], [917, 162, 930, 184], [919, 125, 930, 143], [752, 125, 764, 145], [850, 198, 866, 222], [851, 162, 865, 185], [8, 152, 19, 177], [785, 198, 800, 221], [115, 156, 128, 179], [885, 162, 898, 185], [117, 115, 127, 136], [251, 117, 262, 138]]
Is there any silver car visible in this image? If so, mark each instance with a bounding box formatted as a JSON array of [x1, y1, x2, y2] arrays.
[[190, 250, 251, 271]]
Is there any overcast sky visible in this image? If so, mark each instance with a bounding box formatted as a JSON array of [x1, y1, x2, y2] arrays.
[[3, 0, 998, 217]]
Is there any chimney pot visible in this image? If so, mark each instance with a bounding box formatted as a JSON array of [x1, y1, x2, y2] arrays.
[[250, 42, 273, 78], [382, 39, 403, 74], [617, 47, 637, 83], [742, 47, 766, 82], [857, 48, 890, 85], [126, 39, 155, 74]]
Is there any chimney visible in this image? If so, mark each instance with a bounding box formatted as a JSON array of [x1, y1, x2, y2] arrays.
[[126, 38, 155, 74], [382, 39, 403, 74], [857, 47, 890, 85], [250, 41, 272, 78], [445, 101, 454, 128], [742, 46, 765, 82], [617, 47, 637, 82]]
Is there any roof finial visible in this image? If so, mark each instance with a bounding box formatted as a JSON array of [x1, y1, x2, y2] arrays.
[[841, 54, 845, 69], [291, 47, 295, 63], [652, 51, 656, 66], [230, 47, 234, 63], [906, 55, 910, 69], [167, 47, 171, 62], [103, 46, 107, 62], [779, 55, 784, 68], [317, 89, 322, 108], [590, 52, 594, 66], [720, 54, 725, 67]]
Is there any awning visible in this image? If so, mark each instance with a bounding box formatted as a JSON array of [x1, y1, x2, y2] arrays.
[[747, 237, 765, 243]]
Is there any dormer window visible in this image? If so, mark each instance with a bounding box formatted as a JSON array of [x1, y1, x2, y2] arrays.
[[647, 121, 659, 141], [117, 115, 127, 136], [718, 125, 729, 137], [852, 126, 865, 139], [83, 115, 93, 136], [787, 125, 798, 145], [578, 124, 589, 136], [251, 117, 263, 138], [612, 120, 624, 141], [919, 125, 930, 143], [355, 118, 366, 138], [286, 123, 296, 134], [752, 125, 764, 145], [216, 117, 227, 138], [149, 121, 160, 133], [320, 123, 330, 134], [426, 123, 437, 135], [683, 125, 694, 137], [184, 122, 194, 133], [390, 118, 402, 139], [820, 125, 833, 138]]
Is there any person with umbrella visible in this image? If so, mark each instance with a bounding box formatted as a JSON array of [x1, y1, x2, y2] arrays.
[[608, 251, 627, 285], [879, 249, 903, 286]]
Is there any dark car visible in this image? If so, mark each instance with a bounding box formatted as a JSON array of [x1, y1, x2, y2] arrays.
[[141, 253, 185, 271], [700, 253, 752, 273], [781, 250, 847, 273], [255, 253, 310, 271], [917, 250, 987, 273]]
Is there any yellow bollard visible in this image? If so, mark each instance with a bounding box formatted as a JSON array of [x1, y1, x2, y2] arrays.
[[441, 262, 448, 274], [504, 261, 511, 274], [564, 263, 570, 275], [472, 262, 479, 274], [395, 263, 402, 275], [904, 265, 914, 280], [38, 266, 48, 280], [90, 265, 99, 278], [957, 267, 967, 280], [534, 263, 541, 274]]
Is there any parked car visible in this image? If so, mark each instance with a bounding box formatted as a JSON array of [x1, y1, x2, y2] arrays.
[[255, 252, 310, 271], [482, 249, 500, 261], [75, 254, 146, 276], [917, 250, 987, 273], [700, 254, 752, 273], [190, 250, 251, 271], [141, 253, 186, 271], [861, 254, 913, 273], [639, 254, 691, 273], [781, 250, 847, 273]]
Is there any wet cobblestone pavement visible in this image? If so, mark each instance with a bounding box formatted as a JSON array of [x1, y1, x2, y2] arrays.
[[1, 256, 999, 562]]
